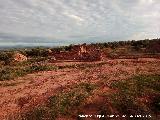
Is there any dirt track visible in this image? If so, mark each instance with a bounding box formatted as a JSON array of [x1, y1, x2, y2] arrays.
[[0, 58, 160, 119]]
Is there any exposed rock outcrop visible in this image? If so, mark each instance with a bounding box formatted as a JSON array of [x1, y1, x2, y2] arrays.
[[13, 53, 27, 62]]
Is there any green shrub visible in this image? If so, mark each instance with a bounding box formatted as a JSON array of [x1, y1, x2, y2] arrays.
[[109, 75, 160, 118], [0, 52, 14, 65], [20, 107, 47, 120], [25, 64, 57, 73], [150, 95, 160, 113], [20, 83, 95, 120], [25, 48, 49, 57], [0, 64, 57, 81], [0, 67, 15, 80], [48, 83, 95, 116]]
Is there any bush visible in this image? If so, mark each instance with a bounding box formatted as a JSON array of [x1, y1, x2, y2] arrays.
[[20, 107, 48, 120], [147, 40, 160, 53], [109, 75, 160, 118], [25, 64, 57, 73], [0, 67, 15, 80], [0, 52, 14, 65], [48, 83, 95, 115], [20, 83, 95, 120], [0, 64, 57, 81], [25, 48, 49, 57], [151, 95, 160, 113]]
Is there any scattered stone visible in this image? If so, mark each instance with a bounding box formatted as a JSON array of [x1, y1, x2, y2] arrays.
[[13, 53, 27, 62]]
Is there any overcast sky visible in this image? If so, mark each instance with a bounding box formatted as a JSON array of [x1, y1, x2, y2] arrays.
[[0, 0, 160, 46]]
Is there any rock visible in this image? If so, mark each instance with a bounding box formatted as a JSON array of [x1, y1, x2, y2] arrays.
[[47, 49, 52, 54], [13, 53, 27, 62], [50, 56, 56, 61]]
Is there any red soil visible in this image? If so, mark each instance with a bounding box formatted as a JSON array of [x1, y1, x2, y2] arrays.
[[0, 58, 160, 119]]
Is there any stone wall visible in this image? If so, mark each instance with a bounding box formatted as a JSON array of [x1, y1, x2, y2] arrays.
[[50, 44, 102, 61]]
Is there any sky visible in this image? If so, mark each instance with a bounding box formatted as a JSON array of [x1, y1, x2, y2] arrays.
[[0, 0, 160, 46]]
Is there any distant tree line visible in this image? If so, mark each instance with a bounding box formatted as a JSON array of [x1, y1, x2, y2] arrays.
[[92, 38, 160, 53], [0, 38, 160, 62]]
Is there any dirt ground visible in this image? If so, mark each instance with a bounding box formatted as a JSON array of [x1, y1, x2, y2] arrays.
[[0, 58, 160, 120]]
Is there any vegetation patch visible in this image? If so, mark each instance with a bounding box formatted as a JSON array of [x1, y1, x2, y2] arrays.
[[58, 62, 106, 70], [20, 83, 96, 120], [0, 64, 58, 81], [108, 74, 160, 119]]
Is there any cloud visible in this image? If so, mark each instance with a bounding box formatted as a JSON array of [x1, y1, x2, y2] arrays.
[[63, 12, 84, 22], [0, 0, 160, 46], [139, 0, 154, 5]]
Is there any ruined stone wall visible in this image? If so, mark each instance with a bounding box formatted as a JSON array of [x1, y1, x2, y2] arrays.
[[50, 44, 102, 61]]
